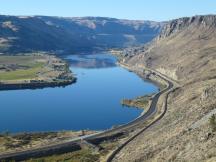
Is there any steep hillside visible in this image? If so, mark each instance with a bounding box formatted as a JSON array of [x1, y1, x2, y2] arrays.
[[0, 15, 163, 54], [122, 15, 216, 83], [114, 15, 216, 162]]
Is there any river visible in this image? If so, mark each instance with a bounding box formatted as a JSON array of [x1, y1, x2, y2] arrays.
[[0, 53, 158, 133]]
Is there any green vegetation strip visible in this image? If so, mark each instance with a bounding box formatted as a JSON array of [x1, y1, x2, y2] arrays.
[[121, 95, 153, 109]]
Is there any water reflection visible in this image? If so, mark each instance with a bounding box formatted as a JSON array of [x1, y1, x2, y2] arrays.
[[65, 54, 117, 69]]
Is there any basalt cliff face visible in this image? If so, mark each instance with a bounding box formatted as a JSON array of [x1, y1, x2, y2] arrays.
[[114, 15, 216, 162], [122, 15, 216, 83], [0, 15, 163, 54]]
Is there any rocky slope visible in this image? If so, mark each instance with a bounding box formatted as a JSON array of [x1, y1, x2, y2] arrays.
[[122, 15, 216, 83], [114, 15, 216, 162], [0, 15, 163, 54]]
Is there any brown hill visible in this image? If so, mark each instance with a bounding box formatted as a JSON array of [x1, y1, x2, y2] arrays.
[[123, 15, 216, 83], [0, 15, 164, 54], [114, 15, 216, 162]]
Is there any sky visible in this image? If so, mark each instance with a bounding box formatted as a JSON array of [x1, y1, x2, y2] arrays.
[[0, 0, 216, 21]]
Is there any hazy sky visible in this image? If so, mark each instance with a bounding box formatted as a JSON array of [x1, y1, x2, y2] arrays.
[[0, 0, 215, 21]]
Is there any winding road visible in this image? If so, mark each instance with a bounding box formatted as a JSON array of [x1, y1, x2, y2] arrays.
[[106, 72, 175, 162], [0, 68, 176, 161]]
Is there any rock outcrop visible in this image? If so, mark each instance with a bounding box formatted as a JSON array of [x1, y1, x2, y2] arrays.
[[159, 15, 216, 38]]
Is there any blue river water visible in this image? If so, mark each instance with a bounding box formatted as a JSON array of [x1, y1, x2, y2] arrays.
[[0, 53, 158, 133]]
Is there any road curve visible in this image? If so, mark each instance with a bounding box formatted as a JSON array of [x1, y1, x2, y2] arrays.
[[106, 75, 174, 162], [0, 69, 174, 161]]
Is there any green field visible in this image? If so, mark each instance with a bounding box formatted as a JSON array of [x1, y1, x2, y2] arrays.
[[0, 55, 45, 64], [0, 62, 45, 81], [0, 54, 73, 85]]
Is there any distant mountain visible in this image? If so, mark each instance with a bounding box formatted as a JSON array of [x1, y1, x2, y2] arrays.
[[0, 15, 164, 54]]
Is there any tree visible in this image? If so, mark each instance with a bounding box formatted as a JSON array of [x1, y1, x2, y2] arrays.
[[209, 114, 216, 132]]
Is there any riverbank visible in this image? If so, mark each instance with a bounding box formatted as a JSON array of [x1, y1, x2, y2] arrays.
[[105, 62, 176, 162], [0, 53, 76, 90]]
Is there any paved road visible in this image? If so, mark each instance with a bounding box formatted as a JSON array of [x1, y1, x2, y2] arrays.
[[0, 70, 174, 161], [106, 74, 175, 162]]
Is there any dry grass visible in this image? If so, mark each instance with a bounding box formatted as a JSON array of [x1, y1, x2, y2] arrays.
[[113, 16, 216, 162], [0, 131, 96, 154]]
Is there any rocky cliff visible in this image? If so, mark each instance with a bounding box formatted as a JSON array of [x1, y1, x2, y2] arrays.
[[0, 15, 164, 54], [159, 15, 216, 38], [122, 15, 216, 83]]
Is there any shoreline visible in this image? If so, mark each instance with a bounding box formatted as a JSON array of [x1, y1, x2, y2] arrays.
[[105, 61, 175, 162], [0, 78, 76, 91]]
